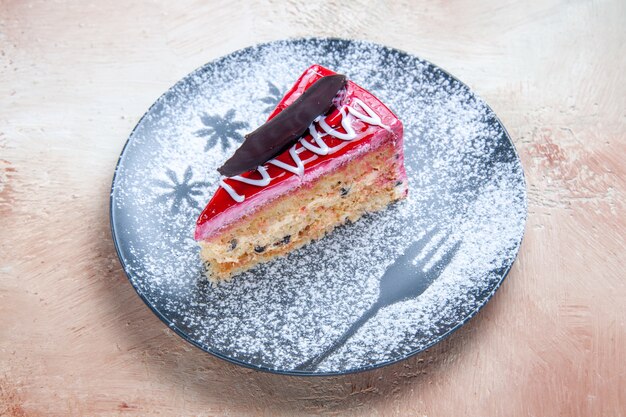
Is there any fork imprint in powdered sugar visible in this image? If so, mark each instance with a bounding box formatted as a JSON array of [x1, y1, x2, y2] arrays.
[[295, 228, 462, 371]]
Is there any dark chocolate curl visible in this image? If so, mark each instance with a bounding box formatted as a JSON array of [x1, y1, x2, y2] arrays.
[[218, 74, 347, 177]]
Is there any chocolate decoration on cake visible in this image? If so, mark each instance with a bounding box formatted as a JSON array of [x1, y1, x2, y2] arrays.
[[218, 74, 347, 177]]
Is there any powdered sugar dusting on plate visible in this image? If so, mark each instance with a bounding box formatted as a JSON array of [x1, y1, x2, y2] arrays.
[[110, 39, 526, 374]]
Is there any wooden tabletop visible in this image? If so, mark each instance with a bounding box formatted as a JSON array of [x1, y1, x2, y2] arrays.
[[1, 1, 624, 415]]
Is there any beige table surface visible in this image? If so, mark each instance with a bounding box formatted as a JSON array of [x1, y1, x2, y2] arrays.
[[1, 1, 625, 416]]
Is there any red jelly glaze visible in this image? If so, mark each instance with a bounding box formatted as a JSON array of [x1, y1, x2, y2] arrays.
[[195, 65, 401, 240]]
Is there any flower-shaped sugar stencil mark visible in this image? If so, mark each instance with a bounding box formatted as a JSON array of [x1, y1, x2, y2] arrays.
[[195, 109, 249, 151], [153, 167, 209, 214], [260, 81, 284, 114]]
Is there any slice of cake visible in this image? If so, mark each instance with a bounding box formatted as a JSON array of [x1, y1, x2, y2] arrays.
[[195, 65, 408, 281]]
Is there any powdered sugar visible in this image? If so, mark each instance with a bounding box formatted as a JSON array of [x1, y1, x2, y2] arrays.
[[111, 38, 526, 374]]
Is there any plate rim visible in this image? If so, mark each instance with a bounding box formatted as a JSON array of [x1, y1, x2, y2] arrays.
[[109, 36, 528, 376]]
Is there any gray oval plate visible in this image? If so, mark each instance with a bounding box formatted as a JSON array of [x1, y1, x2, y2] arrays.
[[110, 38, 527, 375]]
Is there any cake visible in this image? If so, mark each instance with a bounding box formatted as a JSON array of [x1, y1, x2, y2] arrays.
[[195, 65, 408, 281]]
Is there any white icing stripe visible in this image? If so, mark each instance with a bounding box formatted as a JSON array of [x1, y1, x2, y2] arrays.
[[230, 165, 271, 186], [219, 179, 245, 203], [301, 124, 330, 155], [346, 98, 387, 128], [221, 99, 384, 202], [318, 107, 356, 141], [219, 165, 270, 202], [268, 145, 305, 176]]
